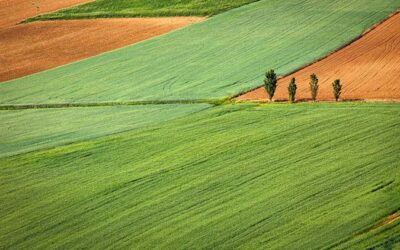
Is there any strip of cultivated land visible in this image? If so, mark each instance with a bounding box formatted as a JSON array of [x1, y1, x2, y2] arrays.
[[24, 0, 260, 22], [1, 0, 399, 104], [2, 0, 260, 82], [0, 104, 210, 157], [0, 17, 204, 82], [1, 103, 399, 249], [237, 12, 400, 101], [0, 0, 92, 28]]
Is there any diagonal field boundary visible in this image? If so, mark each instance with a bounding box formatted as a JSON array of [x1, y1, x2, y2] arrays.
[[0, 99, 227, 110], [232, 10, 400, 100]]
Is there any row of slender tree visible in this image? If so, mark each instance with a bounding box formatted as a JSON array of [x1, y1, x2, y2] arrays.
[[264, 69, 342, 102]]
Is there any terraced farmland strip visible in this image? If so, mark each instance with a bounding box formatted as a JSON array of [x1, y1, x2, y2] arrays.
[[1, 103, 399, 249], [0, 104, 210, 157], [1, 0, 399, 104], [0, 0, 92, 29], [24, 0, 260, 22], [0, 17, 204, 82]]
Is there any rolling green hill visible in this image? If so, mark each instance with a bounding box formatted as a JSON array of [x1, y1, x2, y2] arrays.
[[24, 0, 260, 21], [1, 0, 399, 104], [1, 103, 399, 249], [0, 104, 210, 157]]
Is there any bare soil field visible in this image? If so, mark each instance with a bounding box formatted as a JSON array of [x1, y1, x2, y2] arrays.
[[0, 0, 203, 82], [0, 0, 92, 29], [237, 13, 400, 101], [0, 17, 204, 82]]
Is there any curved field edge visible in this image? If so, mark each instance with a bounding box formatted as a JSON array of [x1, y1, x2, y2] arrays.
[[1, 0, 399, 104], [1, 103, 399, 249], [0, 0, 92, 29], [0, 104, 210, 157], [0, 17, 204, 82], [22, 0, 261, 23], [235, 11, 400, 101]]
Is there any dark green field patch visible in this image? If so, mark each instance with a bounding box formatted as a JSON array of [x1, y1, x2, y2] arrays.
[[25, 0, 260, 22]]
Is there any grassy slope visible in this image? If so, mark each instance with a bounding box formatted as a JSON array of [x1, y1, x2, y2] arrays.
[[25, 0, 260, 21], [0, 104, 209, 157], [2, 0, 399, 104], [1, 103, 399, 249]]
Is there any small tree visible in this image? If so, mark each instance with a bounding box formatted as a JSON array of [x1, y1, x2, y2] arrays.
[[264, 69, 278, 101], [332, 79, 342, 101], [309, 73, 319, 101], [288, 77, 297, 103]]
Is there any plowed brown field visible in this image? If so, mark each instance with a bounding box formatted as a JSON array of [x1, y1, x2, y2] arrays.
[[236, 13, 400, 101], [0, 0, 92, 29], [0, 17, 204, 82], [0, 0, 203, 82]]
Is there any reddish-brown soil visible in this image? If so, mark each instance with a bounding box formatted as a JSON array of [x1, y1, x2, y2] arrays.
[[236, 13, 400, 101], [379, 212, 400, 227], [0, 17, 204, 82], [0, 0, 93, 29], [353, 211, 400, 239], [0, 0, 204, 82]]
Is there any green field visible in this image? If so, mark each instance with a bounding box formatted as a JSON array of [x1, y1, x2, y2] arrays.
[[25, 0, 260, 21], [1, 103, 399, 249], [339, 220, 400, 249], [0, 104, 210, 157], [2, 0, 400, 248], [2, 0, 399, 105]]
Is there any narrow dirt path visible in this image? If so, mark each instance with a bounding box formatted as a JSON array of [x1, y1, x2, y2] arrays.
[[236, 13, 400, 101]]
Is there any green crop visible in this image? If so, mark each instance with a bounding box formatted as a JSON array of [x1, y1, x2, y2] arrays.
[[24, 0, 260, 22], [1, 103, 399, 249]]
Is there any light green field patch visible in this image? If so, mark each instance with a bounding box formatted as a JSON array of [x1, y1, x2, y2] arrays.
[[0, 104, 210, 157]]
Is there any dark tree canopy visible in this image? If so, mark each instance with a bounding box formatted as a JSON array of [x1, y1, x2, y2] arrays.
[[332, 79, 342, 101], [288, 77, 297, 103], [309, 73, 319, 101], [264, 69, 278, 101]]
